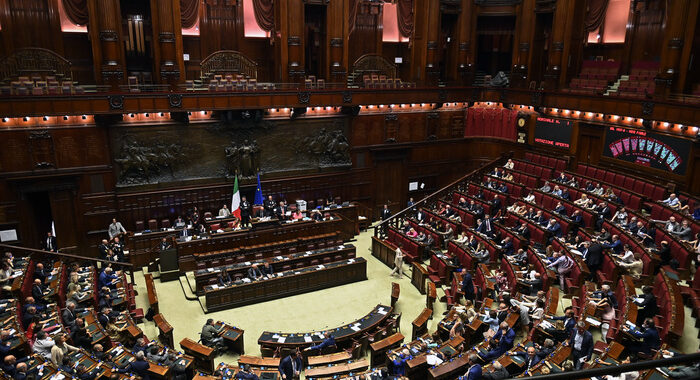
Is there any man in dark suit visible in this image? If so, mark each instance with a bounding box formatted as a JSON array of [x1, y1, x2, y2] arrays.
[[595, 203, 611, 231], [415, 209, 426, 223], [459, 354, 482, 380], [42, 232, 57, 252], [98, 239, 112, 261], [516, 224, 530, 240], [274, 202, 286, 220], [110, 237, 125, 262], [546, 219, 562, 239], [570, 210, 584, 233], [499, 237, 514, 256], [490, 196, 502, 215], [278, 352, 302, 379], [264, 195, 276, 217], [481, 215, 494, 236], [554, 202, 567, 215], [62, 302, 77, 329], [656, 240, 671, 271], [460, 272, 475, 303], [550, 307, 577, 342], [31, 279, 45, 304], [240, 196, 252, 227], [116, 351, 151, 380], [632, 286, 658, 325], [507, 346, 540, 374], [482, 323, 515, 361], [602, 235, 623, 254], [566, 321, 593, 369], [159, 237, 172, 251], [33, 263, 51, 284], [380, 204, 392, 221], [97, 308, 110, 328], [583, 242, 604, 280]]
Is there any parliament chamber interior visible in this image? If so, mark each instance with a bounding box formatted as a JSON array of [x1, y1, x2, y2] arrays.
[[1, 0, 700, 379]]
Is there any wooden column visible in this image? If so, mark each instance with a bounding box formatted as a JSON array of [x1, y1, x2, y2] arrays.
[[327, 0, 347, 83], [88, 0, 126, 87], [284, 0, 305, 83], [543, 0, 569, 90], [511, 0, 535, 88], [657, 0, 695, 95], [425, 0, 440, 85], [150, 0, 186, 87], [677, 1, 699, 93], [409, 0, 438, 84]]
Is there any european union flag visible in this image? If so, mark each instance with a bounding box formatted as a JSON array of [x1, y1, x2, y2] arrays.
[[254, 172, 264, 205]]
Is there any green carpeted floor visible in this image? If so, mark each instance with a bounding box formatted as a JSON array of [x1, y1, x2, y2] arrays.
[[128, 226, 700, 375]]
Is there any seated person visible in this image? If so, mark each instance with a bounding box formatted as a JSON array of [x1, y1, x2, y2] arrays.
[[303, 331, 335, 352], [481, 322, 515, 362], [261, 262, 274, 276], [217, 270, 232, 287], [200, 319, 223, 348], [623, 318, 661, 358], [247, 264, 263, 281]]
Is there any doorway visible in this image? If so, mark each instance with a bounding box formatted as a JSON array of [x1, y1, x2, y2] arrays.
[[26, 192, 54, 246], [304, 4, 327, 80], [476, 16, 516, 77]]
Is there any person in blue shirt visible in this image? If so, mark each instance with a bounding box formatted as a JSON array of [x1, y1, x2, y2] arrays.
[[389, 349, 412, 376], [624, 318, 661, 357], [303, 331, 335, 353], [458, 354, 482, 380], [482, 322, 515, 361], [98, 267, 118, 289], [602, 235, 623, 254]]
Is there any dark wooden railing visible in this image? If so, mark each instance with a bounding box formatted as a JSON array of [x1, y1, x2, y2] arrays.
[[373, 153, 509, 237], [0, 243, 135, 284]]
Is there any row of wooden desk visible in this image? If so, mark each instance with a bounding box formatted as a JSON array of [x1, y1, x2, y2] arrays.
[[127, 206, 359, 269], [204, 257, 367, 312], [258, 304, 393, 356], [194, 244, 356, 294]]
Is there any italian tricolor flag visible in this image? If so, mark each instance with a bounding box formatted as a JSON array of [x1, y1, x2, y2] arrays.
[[231, 176, 241, 219]]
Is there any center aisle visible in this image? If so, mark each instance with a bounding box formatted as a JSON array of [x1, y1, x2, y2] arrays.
[[129, 225, 444, 365]]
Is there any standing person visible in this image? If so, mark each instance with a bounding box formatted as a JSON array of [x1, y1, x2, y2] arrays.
[[108, 218, 127, 240], [565, 321, 593, 370], [278, 352, 302, 380], [240, 196, 252, 227], [43, 232, 57, 252], [381, 204, 392, 221], [390, 245, 404, 278], [547, 251, 574, 291]]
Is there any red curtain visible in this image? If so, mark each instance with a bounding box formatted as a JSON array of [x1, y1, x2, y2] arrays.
[[252, 0, 274, 32], [584, 0, 609, 31], [62, 0, 88, 26], [180, 0, 200, 29], [464, 108, 517, 141], [396, 0, 413, 38], [349, 0, 361, 36]]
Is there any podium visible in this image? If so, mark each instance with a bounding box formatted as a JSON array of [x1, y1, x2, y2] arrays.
[[159, 248, 180, 282]]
